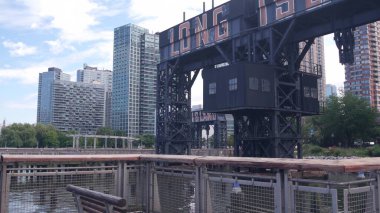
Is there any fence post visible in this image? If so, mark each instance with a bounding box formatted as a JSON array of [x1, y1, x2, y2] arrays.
[[276, 169, 290, 213], [195, 166, 203, 213], [145, 162, 152, 213], [283, 170, 291, 213], [0, 164, 8, 213], [204, 167, 212, 213], [151, 164, 161, 213], [275, 170, 283, 213], [116, 162, 125, 197], [199, 166, 211, 213], [377, 172, 380, 212]]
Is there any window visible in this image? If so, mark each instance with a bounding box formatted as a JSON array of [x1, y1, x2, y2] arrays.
[[209, 82, 216, 95], [311, 88, 318, 99], [229, 78, 237, 91], [249, 77, 259, 90], [262, 79, 270, 92], [304, 87, 310, 97]]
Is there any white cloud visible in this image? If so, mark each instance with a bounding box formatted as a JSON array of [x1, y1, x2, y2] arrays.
[[0, 0, 119, 57], [0, 65, 46, 85], [2, 92, 38, 112], [19, 0, 114, 43], [44, 39, 75, 55], [0, 40, 112, 85], [2, 40, 37, 57], [128, 0, 229, 32], [0, 1, 40, 28]]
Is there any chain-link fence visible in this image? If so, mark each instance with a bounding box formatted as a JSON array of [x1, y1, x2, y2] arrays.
[[344, 186, 376, 213], [207, 172, 278, 213], [290, 172, 378, 213], [151, 167, 196, 213], [1, 155, 380, 213], [5, 164, 117, 213]]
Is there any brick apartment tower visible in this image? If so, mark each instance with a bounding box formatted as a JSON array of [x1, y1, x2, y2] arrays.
[[345, 21, 380, 110]]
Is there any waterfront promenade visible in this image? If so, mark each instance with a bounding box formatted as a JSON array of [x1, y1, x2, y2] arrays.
[[0, 153, 379, 212]]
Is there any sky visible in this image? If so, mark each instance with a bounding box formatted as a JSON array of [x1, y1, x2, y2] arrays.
[[0, 0, 345, 125]]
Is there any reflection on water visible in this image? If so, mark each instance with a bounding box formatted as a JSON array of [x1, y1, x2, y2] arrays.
[[8, 173, 115, 213], [9, 190, 73, 213]]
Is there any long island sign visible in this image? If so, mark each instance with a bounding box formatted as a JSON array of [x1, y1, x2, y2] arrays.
[[159, 0, 336, 61]]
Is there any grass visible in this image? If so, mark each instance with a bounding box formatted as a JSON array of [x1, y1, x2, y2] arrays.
[[303, 144, 380, 157]]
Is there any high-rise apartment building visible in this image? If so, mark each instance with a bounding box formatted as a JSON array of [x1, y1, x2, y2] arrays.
[[326, 84, 338, 98], [344, 21, 380, 110], [300, 37, 326, 102], [37, 67, 71, 124], [0, 120, 5, 136], [77, 64, 112, 91], [77, 65, 113, 127], [111, 24, 159, 137], [51, 81, 105, 134], [37, 67, 106, 134], [139, 33, 160, 135]]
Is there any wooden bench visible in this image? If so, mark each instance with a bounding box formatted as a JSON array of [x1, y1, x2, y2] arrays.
[[66, 184, 127, 213]]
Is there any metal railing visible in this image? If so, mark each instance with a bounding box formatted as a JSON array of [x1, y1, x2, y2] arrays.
[[1, 154, 380, 212], [0, 148, 233, 156]]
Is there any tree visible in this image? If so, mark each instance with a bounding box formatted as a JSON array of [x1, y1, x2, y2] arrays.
[[58, 131, 72, 147], [137, 134, 155, 148], [301, 117, 322, 145], [0, 127, 21, 147], [0, 124, 37, 147], [227, 134, 234, 147], [35, 124, 59, 148], [19, 124, 37, 147], [114, 130, 126, 136], [315, 93, 378, 147], [96, 127, 114, 135]]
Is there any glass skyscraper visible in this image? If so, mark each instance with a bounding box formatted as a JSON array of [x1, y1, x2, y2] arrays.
[[111, 24, 159, 137], [37, 67, 71, 124]]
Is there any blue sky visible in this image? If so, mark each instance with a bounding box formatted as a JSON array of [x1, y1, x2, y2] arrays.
[[0, 0, 344, 124]]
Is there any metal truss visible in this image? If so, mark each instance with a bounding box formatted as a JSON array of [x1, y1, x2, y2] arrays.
[[231, 21, 312, 158], [157, 22, 317, 157], [192, 119, 227, 149], [156, 60, 198, 154], [156, 0, 380, 157], [334, 28, 355, 64]]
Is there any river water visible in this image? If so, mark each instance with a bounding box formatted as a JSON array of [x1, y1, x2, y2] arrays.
[[7, 173, 115, 213]]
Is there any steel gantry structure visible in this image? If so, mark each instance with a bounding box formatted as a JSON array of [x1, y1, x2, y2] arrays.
[[156, 0, 380, 157], [191, 110, 227, 149]]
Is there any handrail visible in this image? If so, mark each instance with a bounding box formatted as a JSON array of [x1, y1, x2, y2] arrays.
[[3, 154, 380, 173], [66, 184, 126, 207]]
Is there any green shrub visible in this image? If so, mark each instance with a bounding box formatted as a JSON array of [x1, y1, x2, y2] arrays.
[[369, 145, 380, 157], [303, 144, 324, 156]]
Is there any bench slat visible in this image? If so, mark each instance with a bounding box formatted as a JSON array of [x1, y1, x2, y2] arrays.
[[82, 205, 103, 213], [81, 198, 106, 212]]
